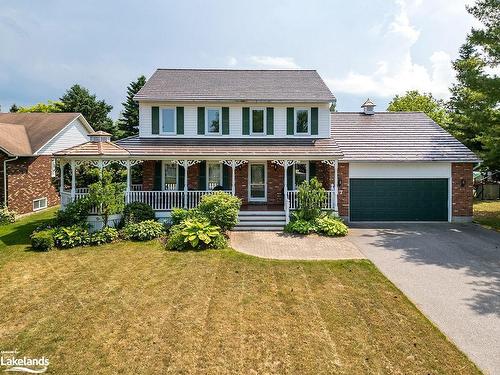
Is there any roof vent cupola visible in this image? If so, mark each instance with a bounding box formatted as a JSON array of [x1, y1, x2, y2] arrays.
[[88, 131, 112, 143], [361, 98, 376, 115]]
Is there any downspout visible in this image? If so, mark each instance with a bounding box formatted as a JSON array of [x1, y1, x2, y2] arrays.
[[3, 156, 18, 207]]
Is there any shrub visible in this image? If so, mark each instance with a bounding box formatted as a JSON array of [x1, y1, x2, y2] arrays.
[[87, 172, 126, 227], [53, 225, 90, 248], [122, 220, 164, 241], [122, 202, 155, 225], [166, 218, 227, 250], [0, 206, 16, 225], [315, 215, 348, 237], [171, 208, 190, 225], [56, 197, 90, 227], [296, 177, 327, 221], [30, 229, 55, 251], [90, 227, 119, 245], [284, 219, 316, 235], [196, 192, 241, 231]]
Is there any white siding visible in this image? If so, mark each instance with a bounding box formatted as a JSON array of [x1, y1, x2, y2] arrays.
[[138, 101, 331, 138], [349, 162, 452, 178], [36, 118, 90, 155]]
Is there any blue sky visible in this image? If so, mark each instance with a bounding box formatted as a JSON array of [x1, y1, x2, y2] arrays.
[[0, 0, 477, 118]]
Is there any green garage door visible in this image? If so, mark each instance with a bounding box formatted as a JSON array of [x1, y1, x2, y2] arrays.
[[350, 178, 448, 221]]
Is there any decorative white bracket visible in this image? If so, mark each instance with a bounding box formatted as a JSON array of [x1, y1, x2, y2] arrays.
[[321, 160, 337, 166], [272, 160, 299, 168], [116, 160, 141, 167], [175, 160, 200, 168], [220, 160, 248, 168]]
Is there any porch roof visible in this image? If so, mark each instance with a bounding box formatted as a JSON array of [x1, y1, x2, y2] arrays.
[[110, 136, 343, 160]]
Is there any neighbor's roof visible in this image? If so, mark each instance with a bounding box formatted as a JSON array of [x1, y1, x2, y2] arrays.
[[134, 69, 335, 102], [113, 136, 343, 160], [331, 112, 480, 162], [0, 113, 88, 156]]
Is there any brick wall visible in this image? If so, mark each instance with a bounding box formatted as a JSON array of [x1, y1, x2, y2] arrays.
[[452, 162, 474, 219], [142, 160, 155, 190], [235, 163, 249, 205], [337, 162, 349, 218], [6, 156, 59, 214]]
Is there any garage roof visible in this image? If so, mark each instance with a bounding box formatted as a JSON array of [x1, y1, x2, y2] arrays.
[[331, 112, 480, 162]]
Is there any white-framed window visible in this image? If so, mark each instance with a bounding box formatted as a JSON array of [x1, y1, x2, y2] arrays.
[[206, 107, 221, 134], [250, 108, 266, 135], [51, 159, 56, 178], [33, 197, 47, 211], [293, 162, 309, 189], [162, 162, 178, 190], [160, 107, 176, 134], [295, 108, 310, 134], [207, 162, 223, 190]]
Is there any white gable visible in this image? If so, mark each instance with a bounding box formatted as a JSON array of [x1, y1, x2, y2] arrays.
[[36, 117, 91, 155]]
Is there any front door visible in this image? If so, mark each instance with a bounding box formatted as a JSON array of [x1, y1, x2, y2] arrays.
[[248, 163, 267, 202]]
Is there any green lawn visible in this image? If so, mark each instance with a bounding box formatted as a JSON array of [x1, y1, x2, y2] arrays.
[[474, 200, 500, 231], [0, 210, 481, 374]]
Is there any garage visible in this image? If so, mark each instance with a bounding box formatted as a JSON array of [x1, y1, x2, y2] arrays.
[[350, 178, 449, 221]]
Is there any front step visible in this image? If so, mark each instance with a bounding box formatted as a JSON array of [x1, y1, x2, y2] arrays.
[[234, 211, 286, 231]]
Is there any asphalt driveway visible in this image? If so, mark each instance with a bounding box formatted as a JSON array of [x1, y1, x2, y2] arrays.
[[348, 223, 500, 375]]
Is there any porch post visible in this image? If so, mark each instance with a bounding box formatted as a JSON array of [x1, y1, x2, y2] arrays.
[[283, 159, 288, 207], [70, 160, 76, 200], [183, 160, 188, 208], [231, 160, 236, 196], [334, 160, 338, 212], [126, 160, 131, 204], [59, 161, 65, 194]]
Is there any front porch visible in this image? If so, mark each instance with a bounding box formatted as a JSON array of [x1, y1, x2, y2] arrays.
[[57, 158, 339, 223]]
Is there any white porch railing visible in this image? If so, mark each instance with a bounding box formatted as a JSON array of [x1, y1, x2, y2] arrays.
[[286, 189, 337, 210]]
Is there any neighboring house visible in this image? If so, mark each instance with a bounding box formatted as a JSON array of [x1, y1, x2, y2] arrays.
[[54, 69, 479, 229], [0, 113, 93, 215]]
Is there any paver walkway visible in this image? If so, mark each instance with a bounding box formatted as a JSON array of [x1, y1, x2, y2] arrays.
[[229, 231, 365, 260]]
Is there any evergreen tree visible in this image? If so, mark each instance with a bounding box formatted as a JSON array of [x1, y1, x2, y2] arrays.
[[9, 104, 19, 112], [387, 90, 451, 127], [329, 100, 337, 113], [448, 0, 500, 173], [59, 84, 115, 134], [118, 75, 146, 138]]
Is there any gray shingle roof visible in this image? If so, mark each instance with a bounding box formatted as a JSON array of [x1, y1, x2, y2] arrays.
[[134, 69, 335, 102], [331, 112, 480, 162]]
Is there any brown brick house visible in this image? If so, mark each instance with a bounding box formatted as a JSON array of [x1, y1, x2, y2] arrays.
[[54, 69, 479, 229], [0, 113, 93, 215]]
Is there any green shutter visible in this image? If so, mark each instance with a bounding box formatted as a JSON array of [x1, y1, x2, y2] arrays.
[[197, 107, 205, 135], [286, 107, 294, 135], [287, 166, 294, 190], [222, 165, 231, 190], [242, 107, 250, 135], [176, 107, 184, 135], [178, 165, 185, 190], [153, 161, 162, 190], [198, 161, 206, 190], [311, 107, 318, 135], [222, 107, 230, 135], [152, 106, 159, 135], [266, 107, 274, 135], [309, 161, 317, 180]]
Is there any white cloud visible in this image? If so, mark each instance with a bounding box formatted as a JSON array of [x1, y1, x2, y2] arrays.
[[327, 0, 455, 99], [226, 56, 238, 67], [249, 56, 300, 69]]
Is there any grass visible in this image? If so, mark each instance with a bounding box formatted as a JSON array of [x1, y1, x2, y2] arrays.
[[474, 200, 500, 231], [0, 210, 481, 374]]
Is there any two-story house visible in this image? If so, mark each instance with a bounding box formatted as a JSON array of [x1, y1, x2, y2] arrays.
[[55, 69, 479, 228]]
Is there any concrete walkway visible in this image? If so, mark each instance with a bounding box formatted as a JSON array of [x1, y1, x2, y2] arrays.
[[229, 231, 365, 260], [349, 223, 500, 375]]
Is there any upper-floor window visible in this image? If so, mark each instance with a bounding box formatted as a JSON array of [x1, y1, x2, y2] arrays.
[[207, 162, 222, 189], [251, 108, 265, 134], [295, 108, 310, 134], [206, 108, 221, 134], [161, 108, 176, 134]]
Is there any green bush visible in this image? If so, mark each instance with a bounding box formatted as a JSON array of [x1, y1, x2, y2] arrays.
[[166, 218, 227, 250], [284, 219, 316, 235], [315, 215, 348, 237], [56, 197, 90, 227], [171, 208, 190, 225], [90, 227, 119, 245], [53, 225, 90, 248], [30, 229, 55, 251], [86, 171, 126, 227], [196, 192, 241, 231], [122, 202, 155, 225], [0, 206, 16, 225], [296, 177, 327, 221], [122, 220, 164, 241]]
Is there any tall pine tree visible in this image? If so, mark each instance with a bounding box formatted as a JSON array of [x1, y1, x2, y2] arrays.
[[59, 84, 115, 134], [118, 75, 146, 138], [448, 0, 500, 173]]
